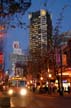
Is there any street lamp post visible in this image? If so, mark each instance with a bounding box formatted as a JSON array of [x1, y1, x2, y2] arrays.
[[54, 46, 63, 96], [59, 48, 64, 96], [47, 67, 52, 94]]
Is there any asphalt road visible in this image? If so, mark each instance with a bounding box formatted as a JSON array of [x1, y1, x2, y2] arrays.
[[31, 93, 71, 108], [0, 93, 71, 108], [10, 93, 71, 108]]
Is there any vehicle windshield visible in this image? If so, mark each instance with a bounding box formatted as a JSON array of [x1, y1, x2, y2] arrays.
[[10, 80, 27, 87]]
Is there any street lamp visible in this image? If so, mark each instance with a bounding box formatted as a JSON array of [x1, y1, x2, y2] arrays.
[[48, 68, 50, 73], [54, 47, 64, 96], [48, 74, 52, 78], [40, 76, 43, 81], [47, 67, 52, 94], [55, 47, 64, 96], [40, 76, 44, 87]]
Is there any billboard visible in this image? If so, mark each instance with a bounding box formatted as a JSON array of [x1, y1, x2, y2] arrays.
[[0, 52, 4, 64]]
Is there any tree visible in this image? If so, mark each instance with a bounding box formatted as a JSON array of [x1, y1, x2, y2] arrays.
[[0, 0, 31, 29]]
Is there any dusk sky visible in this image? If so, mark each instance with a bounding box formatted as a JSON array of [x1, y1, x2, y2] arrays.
[[4, 0, 71, 71]]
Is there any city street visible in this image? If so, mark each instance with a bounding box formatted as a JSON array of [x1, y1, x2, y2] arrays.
[[10, 93, 71, 108], [0, 0, 71, 108], [0, 92, 71, 108]]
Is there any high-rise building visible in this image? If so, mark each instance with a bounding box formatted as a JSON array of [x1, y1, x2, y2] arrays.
[[29, 9, 52, 56], [29, 9, 52, 77]]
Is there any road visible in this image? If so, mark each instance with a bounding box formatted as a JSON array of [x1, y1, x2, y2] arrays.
[[0, 92, 71, 108], [10, 93, 71, 108]]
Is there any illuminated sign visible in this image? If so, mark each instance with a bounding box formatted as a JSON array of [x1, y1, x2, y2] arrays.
[[0, 32, 4, 38], [0, 25, 5, 31], [13, 41, 20, 49], [12, 41, 22, 55], [62, 54, 67, 65], [63, 80, 67, 83], [0, 52, 4, 63]]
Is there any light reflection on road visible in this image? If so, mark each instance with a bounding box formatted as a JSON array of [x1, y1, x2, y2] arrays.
[[10, 96, 33, 108], [10, 94, 71, 108]]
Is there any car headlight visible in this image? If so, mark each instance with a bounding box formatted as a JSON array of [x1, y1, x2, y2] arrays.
[[20, 88, 27, 96], [7, 89, 14, 96]]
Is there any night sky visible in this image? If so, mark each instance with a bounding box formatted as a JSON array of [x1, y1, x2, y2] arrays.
[[4, 0, 71, 71]]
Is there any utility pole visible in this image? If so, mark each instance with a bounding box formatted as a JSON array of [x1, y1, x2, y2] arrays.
[[59, 48, 63, 95]]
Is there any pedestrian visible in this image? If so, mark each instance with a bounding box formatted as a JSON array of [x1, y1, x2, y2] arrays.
[[68, 86, 70, 94]]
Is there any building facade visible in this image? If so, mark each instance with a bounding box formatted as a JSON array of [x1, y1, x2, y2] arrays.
[[10, 41, 28, 77], [29, 9, 53, 78], [29, 9, 52, 56], [0, 25, 5, 78], [55, 30, 71, 90]]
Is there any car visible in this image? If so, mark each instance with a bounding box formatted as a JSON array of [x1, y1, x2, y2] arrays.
[[4, 76, 33, 107], [6, 76, 32, 97]]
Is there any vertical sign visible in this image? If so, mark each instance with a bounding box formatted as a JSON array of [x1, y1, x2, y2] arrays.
[[0, 52, 4, 64]]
